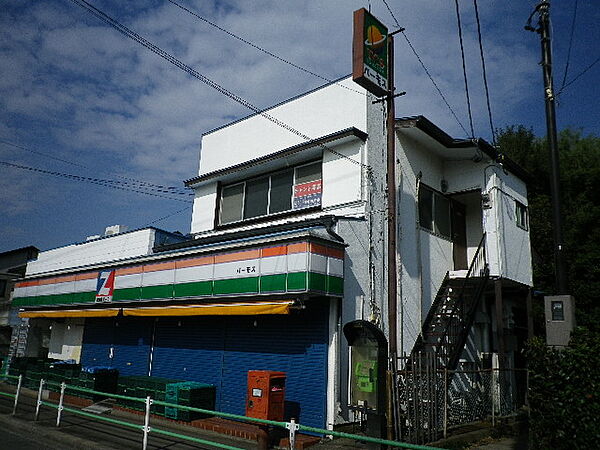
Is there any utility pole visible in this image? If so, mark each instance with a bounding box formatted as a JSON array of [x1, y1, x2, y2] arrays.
[[386, 32, 398, 364], [526, 0, 568, 294]]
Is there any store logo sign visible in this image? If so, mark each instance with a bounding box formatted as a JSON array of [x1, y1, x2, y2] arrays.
[[352, 8, 389, 97], [95, 270, 115, 303]]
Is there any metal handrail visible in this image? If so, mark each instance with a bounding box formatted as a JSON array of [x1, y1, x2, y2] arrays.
[[0, 374, 443, 449], [440, 233, 489, 368]]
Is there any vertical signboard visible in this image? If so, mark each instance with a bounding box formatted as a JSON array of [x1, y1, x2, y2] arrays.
[[96, 270, 115, 303], [352, 8, 389, 97]]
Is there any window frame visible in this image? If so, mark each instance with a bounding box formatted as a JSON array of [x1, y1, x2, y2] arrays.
[[417, 183, 453, 240], [515, 200, 528, 231], [218, 160, 322, 226]]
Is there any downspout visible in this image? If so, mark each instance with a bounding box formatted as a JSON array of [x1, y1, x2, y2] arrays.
[[415, 172, 424, 327]]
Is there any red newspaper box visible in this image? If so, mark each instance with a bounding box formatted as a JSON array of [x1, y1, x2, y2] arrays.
[[246, 370, 286, 421]]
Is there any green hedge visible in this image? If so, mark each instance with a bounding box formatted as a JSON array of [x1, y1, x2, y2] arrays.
[[526, 328, 600, 448]]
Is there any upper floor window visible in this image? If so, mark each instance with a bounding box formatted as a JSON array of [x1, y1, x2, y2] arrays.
[[219, 161, 322, 225], [515, 201, 528, 230], [418, 184, 451, 239]]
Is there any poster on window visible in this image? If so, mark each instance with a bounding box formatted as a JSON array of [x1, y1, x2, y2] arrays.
[[293, 180, 322, 210]]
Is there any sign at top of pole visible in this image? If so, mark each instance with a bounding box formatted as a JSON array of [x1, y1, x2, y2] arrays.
[[352, 8, 389, 97]]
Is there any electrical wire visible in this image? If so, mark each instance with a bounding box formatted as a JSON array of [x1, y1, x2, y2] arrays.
[[556, 54, 600, 96], [166, 0, 365, 97], [144, 205, 192, 226], [67, 0, 369, 170], [454, 0, 475, 138], [380, 0, 469, 136], [473, 0, 496, 146], [0, 138, 190, 195], [0, 160, 193, 202], [559, 0, 578, 94]]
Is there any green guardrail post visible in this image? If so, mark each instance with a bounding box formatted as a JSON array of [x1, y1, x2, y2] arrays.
[[35, 378, 45, 421], [13, 374, 23, 416], [286, 418, 299, 449], [142, 395, 152, 450], [56, 382, 66, 427]]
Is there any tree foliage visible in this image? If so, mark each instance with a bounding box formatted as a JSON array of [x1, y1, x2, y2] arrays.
[[497, 126, 600, 330], [499, 127, 600, 445], [526, 330, 600, 448]]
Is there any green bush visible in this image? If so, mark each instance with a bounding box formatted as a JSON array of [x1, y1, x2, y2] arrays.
[[526, 328, 600, 448]]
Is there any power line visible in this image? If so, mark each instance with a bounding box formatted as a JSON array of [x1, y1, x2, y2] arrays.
[[559, 0, 578, 93], [144, 205, 192, 226], [454, 0, 475, 138], [0, 138, 190, 195], [67, 0, 369, 170], [473, 0, 496, 146], [380, 0, 469, 136], [380, 0, 400, 27], [557, 55, 600, 96], [166, 0, 365, 97], [0, 160, 193, 202]]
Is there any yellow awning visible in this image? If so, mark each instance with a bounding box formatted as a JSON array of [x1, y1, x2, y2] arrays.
[[122, 301, 293, 317], [19, 308, 121, 318]]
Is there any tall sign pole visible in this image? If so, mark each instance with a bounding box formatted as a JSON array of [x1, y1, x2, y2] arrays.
[[385, 33, 398, 362], [352, 8, 398, 361], [526, 0, 568, 294]]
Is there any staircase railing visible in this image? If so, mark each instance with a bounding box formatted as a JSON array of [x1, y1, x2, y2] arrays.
[[439, 233, 489, 369], [410, 234, 489, 369]]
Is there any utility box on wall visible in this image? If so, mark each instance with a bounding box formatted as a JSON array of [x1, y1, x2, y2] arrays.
[[544, 295, 576, 347], [246, 370, 286, 421]]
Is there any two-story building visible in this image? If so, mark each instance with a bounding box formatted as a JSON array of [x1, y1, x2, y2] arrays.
[[11, 77, 532, 431]]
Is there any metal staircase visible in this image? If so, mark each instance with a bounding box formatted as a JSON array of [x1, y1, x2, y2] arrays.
[[411, 234, 489, 370]]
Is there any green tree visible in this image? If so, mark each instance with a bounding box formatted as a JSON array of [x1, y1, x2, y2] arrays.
[[526, 330, 600, 448], [497, 126, 600, 331]]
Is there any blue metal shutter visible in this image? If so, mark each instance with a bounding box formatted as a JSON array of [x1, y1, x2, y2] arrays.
[[151, 316, 226, 408], [80, 318, 114, 368], [110, 317, 154, 376], [149, 302, 329, 429], [220, 301, 329, 428]]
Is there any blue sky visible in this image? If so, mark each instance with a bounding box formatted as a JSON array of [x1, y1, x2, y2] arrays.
[[1, 0, 598, 253]]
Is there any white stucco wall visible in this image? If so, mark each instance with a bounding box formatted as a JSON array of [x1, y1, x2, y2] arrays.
[[395, 132, 533, 354], [190, 138, 366, 235], [483, 168, 533, 286], [191, 183, 218, 234], [26, 229, 157, 275], [444, 159, 486, 193], [396, 133, 454, 354], [322, 140, 364, 210], [198, 78, 367, 175]]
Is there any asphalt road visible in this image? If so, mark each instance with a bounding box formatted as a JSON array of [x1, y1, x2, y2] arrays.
[[0, 383, 255, 450]]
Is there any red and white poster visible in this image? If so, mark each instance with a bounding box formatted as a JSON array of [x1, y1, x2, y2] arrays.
[[293, 180, 322, 210]]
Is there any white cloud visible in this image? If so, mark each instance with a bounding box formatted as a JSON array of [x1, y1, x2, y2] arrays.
[[0, 0, 593, 251]]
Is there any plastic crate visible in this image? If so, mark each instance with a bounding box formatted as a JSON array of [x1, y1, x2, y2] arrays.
[[164, 383, 215, 421]]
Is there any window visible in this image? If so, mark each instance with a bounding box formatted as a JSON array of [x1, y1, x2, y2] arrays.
[[418, 184, 452, 239], [219, 161, 322, 225], [516, 201, 528, 230]]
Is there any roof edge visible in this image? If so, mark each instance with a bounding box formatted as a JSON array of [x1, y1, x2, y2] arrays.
[[185, 127, 367, 187], [396, 115, 532, 182]]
